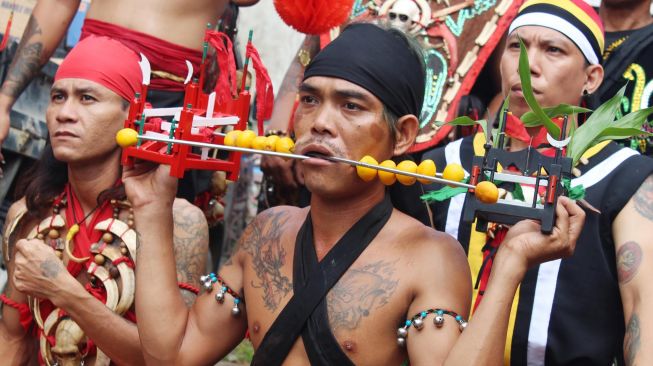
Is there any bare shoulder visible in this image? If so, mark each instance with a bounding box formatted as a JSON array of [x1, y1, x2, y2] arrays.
[[390, 209, 467, 267], [233, 205, 306, 258], [388, 209, 471, 312]]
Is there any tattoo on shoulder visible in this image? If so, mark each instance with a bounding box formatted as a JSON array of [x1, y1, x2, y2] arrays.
[[2, 16, 44, 98], [633, 175, 653, 221], [327, 260, 399, 332], [617, 241, 643, 284], [172, 205, 208, 290], [624, 313, 641, 365], [240, 210, 292, 312], [40, 259, 62, 279]]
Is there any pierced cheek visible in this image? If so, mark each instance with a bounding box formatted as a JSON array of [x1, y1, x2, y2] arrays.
[[342, 340, 357, 353]]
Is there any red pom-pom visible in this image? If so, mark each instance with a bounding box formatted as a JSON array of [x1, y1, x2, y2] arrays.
[[274, 0, 355, 35]]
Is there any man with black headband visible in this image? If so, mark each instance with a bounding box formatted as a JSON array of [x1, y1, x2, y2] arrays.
[[128, 23, 584, 365]]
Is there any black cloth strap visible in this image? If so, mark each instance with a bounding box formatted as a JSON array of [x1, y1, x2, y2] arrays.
[[252, 195, 393, 366]]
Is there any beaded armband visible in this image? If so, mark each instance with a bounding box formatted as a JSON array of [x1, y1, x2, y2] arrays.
[[396, 308, 468, 347], [200, 273, 243, 316]]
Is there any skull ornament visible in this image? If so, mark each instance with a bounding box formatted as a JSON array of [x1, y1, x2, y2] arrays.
[[386, 0, 421, 33]]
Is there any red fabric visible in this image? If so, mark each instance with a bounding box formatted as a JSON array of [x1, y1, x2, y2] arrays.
[[274, 0, 354, 35], [246, 43, 274, 136], [205, 31, 237, 106], [178, 282, 200, 295], [570, 0, 604, 34], [504, 114, 566, 147], [0, 294, 33, 332], [64, 184, 115, 277], [55, 35, 142, 102], [81, 19, 203, 91], [113, 256, 135, 269], [472, 227, 508, 313]]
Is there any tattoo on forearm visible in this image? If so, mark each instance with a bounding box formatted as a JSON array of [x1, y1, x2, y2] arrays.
[[617, 241, 642, 284], [624, 313, 641, 365], [40, 259, 62, 278], [633, 175, 653, 221], [172, 205, 208, 294], [1, 16, 45, 99], [326, 260, 399, 331], [239, 210, 292, 311]]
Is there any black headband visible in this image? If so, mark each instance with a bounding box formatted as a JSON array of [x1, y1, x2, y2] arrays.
[[303, 23, 425, 118]]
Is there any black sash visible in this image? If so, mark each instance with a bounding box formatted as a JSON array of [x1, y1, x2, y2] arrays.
[[252, 195, 393, 366]]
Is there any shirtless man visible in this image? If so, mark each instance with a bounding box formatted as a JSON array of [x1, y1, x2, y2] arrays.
[[0, 36, 208, 365], [126, 23, 585, 365]]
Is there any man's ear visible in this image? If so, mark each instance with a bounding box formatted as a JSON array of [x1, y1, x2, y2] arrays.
[[392, 114, 419, 156], [584, 64, 604, 94]]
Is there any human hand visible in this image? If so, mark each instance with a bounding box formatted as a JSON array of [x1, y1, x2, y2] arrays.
[[13, 239, 76, 302], [497, 197, 586, 274], [122, 160, 178, 210], [260, 155, 304, 192]]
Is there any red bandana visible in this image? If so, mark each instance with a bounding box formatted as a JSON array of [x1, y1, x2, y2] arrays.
[[55, 35, 142, 101]]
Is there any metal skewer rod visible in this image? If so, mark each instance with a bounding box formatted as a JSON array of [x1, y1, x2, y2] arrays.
[[134, 134, 475, 189]]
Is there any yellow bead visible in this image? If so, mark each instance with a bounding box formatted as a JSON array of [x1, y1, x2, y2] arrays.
[[416, 160, 436, 184], [356, 155, 378, 182], [223, 130, 242, 147], [275, 137, 295, 154], [442, 163, 465, 186], [396, 160, 418, 186], [116, 128, 139, 148], [264, 135, 280, 151], [251, 136, 268, 150], [378, 160, 397, 186], [236, 130, 257, 148], [475, 181, 499, 204]]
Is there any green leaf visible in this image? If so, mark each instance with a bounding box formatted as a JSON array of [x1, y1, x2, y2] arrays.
[[447, 116, 485, 127], [521, 104, 592, 127], [494, 96, 510, 148], [567, 84, 627, 164], [595, 127, 652, 143], [610, 106, 653, 130], [518, 40, 560, 137]]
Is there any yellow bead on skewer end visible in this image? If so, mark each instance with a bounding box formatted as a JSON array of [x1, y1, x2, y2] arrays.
[[116, 128, 139, 148], [442, 163, 465, 186], [275, 137, 295, 154], [224, 130, 242, 147], [475, 181, 499, 204], [357, 155, 378, 182]]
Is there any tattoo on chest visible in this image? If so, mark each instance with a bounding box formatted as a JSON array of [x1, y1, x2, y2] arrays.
[[326, 260, 399, 331], [633, 176, 653, 221], [617, 241, 642, 284], [241, 211, 292, 311], [40, 259, 62, 279], [624, 313, 641, 365]]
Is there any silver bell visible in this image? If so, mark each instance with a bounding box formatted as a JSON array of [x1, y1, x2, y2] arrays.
[[215, 290, 225, 303], [200, 275, 208, 282], [231, 303, 240, 316], [434, 315, 445, 327], [203, 280, 213, 291], [459, 321, 468, 331], [397, 337, 406, 347], [397, 327, 408, 338], [413, 317, 424, 330]]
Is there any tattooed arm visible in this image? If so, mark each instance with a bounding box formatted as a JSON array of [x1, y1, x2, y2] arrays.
[[613, 175, 653, 366], [172, 200, 208, 307], [0, 0, 80, 149], [126, 163, 247, 365]]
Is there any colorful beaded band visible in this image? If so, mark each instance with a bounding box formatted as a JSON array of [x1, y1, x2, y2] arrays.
[[396, 308, 468, 347], [200, 273, 243, 316]]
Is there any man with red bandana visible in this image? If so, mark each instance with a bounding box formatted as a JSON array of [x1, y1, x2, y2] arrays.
[[0, 0, 259, 199], [0, 36, 208, 365]]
